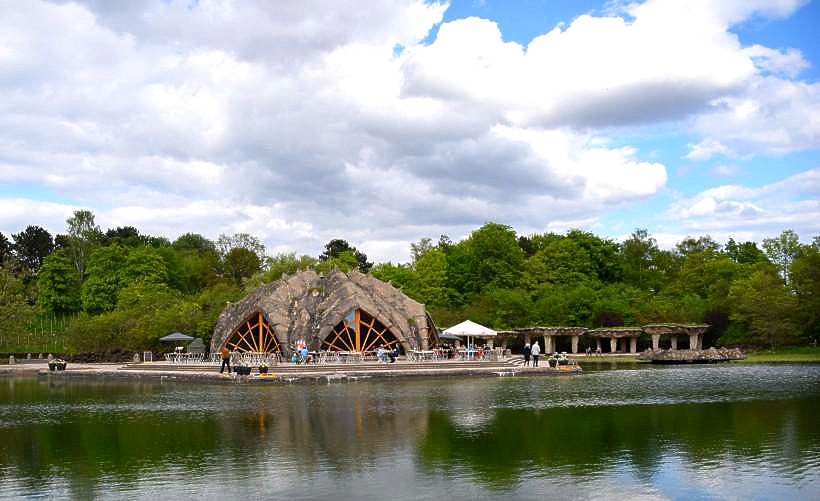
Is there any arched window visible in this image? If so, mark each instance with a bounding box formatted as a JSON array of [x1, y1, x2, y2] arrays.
[[225, 312, 282, 353], [323, 309, 399, 352]]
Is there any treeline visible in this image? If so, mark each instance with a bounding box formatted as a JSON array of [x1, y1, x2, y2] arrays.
[[0, 213, 817, 353]]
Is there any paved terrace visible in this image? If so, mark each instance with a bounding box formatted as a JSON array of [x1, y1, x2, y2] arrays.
[[1, 358, 581, 383]]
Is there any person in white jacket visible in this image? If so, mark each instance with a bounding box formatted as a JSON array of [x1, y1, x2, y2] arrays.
[[531, 340, 541, 367]]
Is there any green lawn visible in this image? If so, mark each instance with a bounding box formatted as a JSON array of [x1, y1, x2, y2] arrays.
[[742, 346, 820, 363]]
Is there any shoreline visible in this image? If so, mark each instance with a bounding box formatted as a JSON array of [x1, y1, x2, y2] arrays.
[[0, 360, 582, 384]]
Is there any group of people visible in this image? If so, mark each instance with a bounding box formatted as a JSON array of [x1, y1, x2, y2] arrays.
[[521, 342, 542, 366], [376, 345, 400, 363], [521, 343, 572, 367]]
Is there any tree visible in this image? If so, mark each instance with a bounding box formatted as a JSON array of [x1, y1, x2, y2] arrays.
[[724, 238, 767, 265], [410, 237, 435, 264], [729, 268, 798, 349], [0, 232, 11, 265], [461, 223, 524, 293], [37, 249, 81, 313], [319, 239, 372, 272], [676, 236, 721, 258], [270, 253, 316, 279], [0, 268, 36, 346], [223, 247, 262, 285], [621, 229, 658, 291], [522, 237, 596, 290], [173, 233, 216, 253], [315, 250, 360, 274], [216, 233, 265, 259], [66, 210, 103, 282], [104, 226, 143, 247], [81, 245, 169, 313], [763, 229, 800, 285], [12, 225, 54, 274], [791, 245, 820, 342]]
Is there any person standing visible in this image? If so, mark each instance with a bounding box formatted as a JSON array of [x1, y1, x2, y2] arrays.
[[219, 346, 231, 374], [523, 343, 531, 367], [531, 340, 541, 367]]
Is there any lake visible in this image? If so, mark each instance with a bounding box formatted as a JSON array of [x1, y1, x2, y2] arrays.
[[1, 364, 819, 500]]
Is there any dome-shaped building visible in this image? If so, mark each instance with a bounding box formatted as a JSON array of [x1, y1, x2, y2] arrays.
[[210, 269, 439, 355]]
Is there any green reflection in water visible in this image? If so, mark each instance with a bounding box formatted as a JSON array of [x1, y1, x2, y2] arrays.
[[0, 367, 818, 498], [415, 399, 819, 489]]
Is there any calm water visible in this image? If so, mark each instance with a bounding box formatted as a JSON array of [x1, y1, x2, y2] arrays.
[[1, 364, 819, 500]]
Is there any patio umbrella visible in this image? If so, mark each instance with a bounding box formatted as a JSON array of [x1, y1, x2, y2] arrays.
[[438, 331, 463, 341], [443, 320, 497, 349], [159, 332, 194, 342]]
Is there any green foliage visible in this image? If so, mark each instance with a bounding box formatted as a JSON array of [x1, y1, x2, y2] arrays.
[[81, 246, 169, 313], [791, 245, 820, 342], [0, 268, 36, 345], [37, 250, 81, 313], [319, 239, 372, 272], [315, 250, 359, 274], [763, 229, 800, 285], [724, 238, 767, 265], [0, 232, 11, 265], [450, 223, 523, 296], [65, 210, 103, 282], [12, 225, 54, 274], [222, 247, 261, 285], [264, 253, 317, 282], [6, 214, 819, 353], [728, 267, 799, 349], [172, 233, 216, 253]]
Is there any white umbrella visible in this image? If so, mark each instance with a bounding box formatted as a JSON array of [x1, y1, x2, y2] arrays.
[[443, 320, 497, 349]]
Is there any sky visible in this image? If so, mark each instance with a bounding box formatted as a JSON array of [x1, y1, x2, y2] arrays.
[[1, 0, 818, 262]]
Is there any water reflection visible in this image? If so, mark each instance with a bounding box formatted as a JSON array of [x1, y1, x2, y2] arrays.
[[0, 365, 818, 499]]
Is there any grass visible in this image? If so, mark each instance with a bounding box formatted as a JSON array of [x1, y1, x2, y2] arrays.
[[742, 346, 820, 363]]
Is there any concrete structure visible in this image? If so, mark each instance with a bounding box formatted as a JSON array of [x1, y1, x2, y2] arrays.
[[493, 323, 711, 354], [585, 327, 643, 353], [643, 324, 709, 350], [211, 270, 438, 355]]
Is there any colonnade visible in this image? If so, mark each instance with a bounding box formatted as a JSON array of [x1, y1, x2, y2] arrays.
[[496, 324, 710, 354]]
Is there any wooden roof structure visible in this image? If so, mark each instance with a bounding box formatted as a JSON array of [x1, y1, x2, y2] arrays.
[[210, 269, 438, 354]]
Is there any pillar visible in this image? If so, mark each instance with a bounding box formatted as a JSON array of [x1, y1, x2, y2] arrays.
[[524, 333, 530, 347], [689, 333, 698, 351], [610, 337, 617, 353], [501, 338, 508, 350], [596, 338, 601, 352], [630, 337, 637, 353], [571, 335, 579, 354], [651, 334, 661, 351], [487, 338, 494, 349], [670, 336, 678, 350], [697, 334, 703, 350]]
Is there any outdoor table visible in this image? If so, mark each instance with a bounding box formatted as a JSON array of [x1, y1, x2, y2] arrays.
[[414, 350, 435, 361], [338, 351, 363, 363]]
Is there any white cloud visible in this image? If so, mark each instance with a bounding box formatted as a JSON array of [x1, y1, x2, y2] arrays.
[[0, 0, 816, 262], [692, 77, 820, 156], [709, 164, 741, 178], [685, 138, 732, 161], [667, 168, 820, 240]]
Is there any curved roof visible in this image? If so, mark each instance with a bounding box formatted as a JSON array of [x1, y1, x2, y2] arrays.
[[210, 269, 438, 353]]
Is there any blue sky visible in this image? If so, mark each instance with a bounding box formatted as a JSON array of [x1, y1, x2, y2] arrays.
[[0, 0, 818, 260]]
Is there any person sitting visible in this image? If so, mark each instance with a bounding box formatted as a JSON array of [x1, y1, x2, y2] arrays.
[[376, 347, 388, 363], [391, 346, 399, 363]]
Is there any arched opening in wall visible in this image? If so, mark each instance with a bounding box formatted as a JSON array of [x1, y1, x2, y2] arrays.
[[323, 309, 399, 352], [225, 311, 282, 353]]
